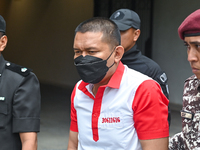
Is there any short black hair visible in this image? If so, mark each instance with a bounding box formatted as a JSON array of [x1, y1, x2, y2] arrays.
[[75, 17, 121, 48]]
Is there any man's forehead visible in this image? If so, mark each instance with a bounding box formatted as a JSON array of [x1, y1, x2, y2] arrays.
[[74, 31, 108, 48], [75, 31, 103, 39], [184, 36, 200, 43]]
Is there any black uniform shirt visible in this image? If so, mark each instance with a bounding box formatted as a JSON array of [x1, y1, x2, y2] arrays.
[[121, 44, 169, 98], [0, 55, 41, 150]]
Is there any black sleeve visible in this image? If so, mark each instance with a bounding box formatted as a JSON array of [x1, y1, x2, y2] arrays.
[[12, 72, 41, 133], [154, 71, 171, 126]]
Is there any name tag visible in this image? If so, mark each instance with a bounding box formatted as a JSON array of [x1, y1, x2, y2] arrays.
[[181, 110, 194, 120], [0, 97, 5, 101]]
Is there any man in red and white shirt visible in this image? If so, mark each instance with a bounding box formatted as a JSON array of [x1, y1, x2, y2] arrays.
[[67, 17, 169, 150]]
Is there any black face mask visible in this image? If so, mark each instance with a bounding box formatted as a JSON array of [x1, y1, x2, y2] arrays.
[[74, 48, 115, 84]]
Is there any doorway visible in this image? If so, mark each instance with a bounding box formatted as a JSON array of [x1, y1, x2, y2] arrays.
[[94, 0, 153, 58]]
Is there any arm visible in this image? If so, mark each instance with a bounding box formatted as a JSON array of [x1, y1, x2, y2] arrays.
[[13, 73, 41, 133], [68, 84, 79, 150], [140, 137, 169, 150], [20, 132, 37, 150], [67, 131, 78, 150], [133, 80, 169, 144], [154, 72, 171, 126]]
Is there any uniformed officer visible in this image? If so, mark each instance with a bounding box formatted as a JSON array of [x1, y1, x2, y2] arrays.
[[110, 8, 171, 125], [0, 15, 41, 150], [169, 9, 200, 150]]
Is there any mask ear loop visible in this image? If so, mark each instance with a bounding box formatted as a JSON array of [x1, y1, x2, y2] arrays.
[[106, 46, 117, 61], [108, 60, 115, 69], [106, 46, 117, 68]]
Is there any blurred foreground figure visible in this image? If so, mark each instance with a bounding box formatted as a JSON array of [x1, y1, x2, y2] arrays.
[[169, 9, 200, 150], [0, 15, 41, 150]]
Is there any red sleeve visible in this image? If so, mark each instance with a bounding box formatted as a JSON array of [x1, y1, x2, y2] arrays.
[[70, 84, 78, 132], [132, 80, 169, 140]]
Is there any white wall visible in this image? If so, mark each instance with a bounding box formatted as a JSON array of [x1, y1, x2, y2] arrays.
[[153, 1, 200, 105]]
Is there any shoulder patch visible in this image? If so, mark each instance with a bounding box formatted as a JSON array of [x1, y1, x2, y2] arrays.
[[5, 62, 32, 77], [156, 72, 168, 84], [159, 72, 168, 83]]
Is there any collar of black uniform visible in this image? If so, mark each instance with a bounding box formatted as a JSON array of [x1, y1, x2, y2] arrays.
[[121, 44, 141, 61]]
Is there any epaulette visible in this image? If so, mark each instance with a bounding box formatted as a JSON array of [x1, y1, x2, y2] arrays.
[[5, 62, 32, 77]]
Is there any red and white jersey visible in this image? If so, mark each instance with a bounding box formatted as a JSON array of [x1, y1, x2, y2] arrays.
[[70, 62, 169, 150]]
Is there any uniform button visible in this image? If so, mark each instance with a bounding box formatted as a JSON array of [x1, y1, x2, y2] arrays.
[[0, 74, 1, 77], [6, 62, 11, 66], [21, 68, 27, 72]]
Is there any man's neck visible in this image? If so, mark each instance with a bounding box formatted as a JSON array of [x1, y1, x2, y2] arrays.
[[125, 42, 136, 52], [91, 63, 119, 96], [92, 78, 109, 96]]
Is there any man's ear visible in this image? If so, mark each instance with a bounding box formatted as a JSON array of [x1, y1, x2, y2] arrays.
[[0, 35, 7, 52], [114, 45, 124, 63], [133, 29, 140, 42]]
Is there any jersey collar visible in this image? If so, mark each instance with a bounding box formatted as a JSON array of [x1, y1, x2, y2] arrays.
[[106, 61, 124, 89]]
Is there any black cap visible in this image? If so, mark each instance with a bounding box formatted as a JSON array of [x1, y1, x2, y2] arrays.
[[0, 15, 6, 33], [110, 9, 140, 31]]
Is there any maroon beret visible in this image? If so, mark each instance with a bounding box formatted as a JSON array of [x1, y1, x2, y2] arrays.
[[178, 9, 200, 40]]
